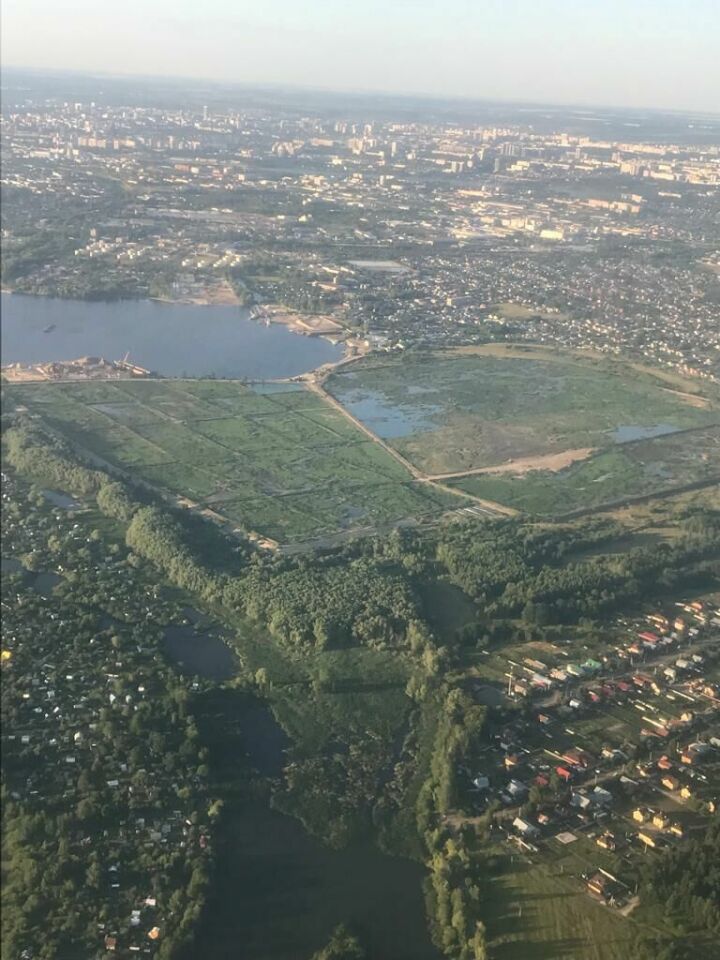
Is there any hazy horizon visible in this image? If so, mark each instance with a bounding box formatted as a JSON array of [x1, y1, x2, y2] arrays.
[[3, 0, 720, 115]]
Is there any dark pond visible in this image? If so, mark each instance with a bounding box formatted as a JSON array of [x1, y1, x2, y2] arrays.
[[1, 558, 64, 597], [203, 800, 440, 960], [162, 623, 238, 681], [2, 553, 438, 958], [195, 691, 439, 960], [31, 571, 63, 597], [1, 293, 343, 379]]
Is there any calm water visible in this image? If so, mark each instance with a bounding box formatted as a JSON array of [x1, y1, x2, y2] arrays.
[[333, 385, 441, 438], [197, 692, 439, 960], [0, 557, 63, 597], [42, 489, 82, 510], [612, 423, 680, 443], [162, 623, 238, 681], [0, 293, 342, 378], [204, 800, 440, 960]]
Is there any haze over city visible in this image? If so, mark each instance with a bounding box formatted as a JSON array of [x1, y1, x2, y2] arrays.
[[3, 0, 720, 113]]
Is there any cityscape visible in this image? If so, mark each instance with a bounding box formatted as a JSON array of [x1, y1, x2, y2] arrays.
[[2, 75, 719, 379]]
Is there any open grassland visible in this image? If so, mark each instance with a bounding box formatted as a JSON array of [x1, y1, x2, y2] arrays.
[[327, 348, 719, 516], [2, 379, 456, 543], [451, 426, 720, 517], [485, 854, 636, 960]]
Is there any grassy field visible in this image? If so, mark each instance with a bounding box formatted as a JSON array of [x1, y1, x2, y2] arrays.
[[451, 426, 720, 517], [485, 853, 635, 960], [327, 348, 719, 516], [327, 349, 718, 475], [3, 378, 456, 543]]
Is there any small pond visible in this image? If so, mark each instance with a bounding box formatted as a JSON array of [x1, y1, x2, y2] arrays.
[[42, 489, 82, 510], [162, 623, 238, 681], [334, 386, 442, 439], [612, 423, 680, 443]]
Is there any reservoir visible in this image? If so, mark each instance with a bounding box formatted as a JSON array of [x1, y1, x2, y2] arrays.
[[0, 293, 343, 379]]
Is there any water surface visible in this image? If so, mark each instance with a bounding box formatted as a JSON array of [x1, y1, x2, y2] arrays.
[[1, 293, 342, 379], [203, 800, 440, 960], [192, 689, 438, 960], [612, 423, 680, 443], [163, 623, 238, 681], [42, 489, 82, 510], [336, 386, 441, 439]]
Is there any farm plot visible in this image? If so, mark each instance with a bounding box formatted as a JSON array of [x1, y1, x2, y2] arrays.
[[3, 379, 453, 543]]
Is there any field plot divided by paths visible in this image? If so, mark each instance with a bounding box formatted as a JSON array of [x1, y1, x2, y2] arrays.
[[3, 378, 460, 544], [326, 348, 720, 517]]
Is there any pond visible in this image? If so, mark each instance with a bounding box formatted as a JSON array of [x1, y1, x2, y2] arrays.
[[333, 385, 442, 439], [203, 800, 440, 960], [0, 558, 64, 597], [162, 622, 238, 681], [1, 293, 343, 379], [194, 690, 439, 960], [42, 489, 82, 510], [31, 571, 63, 597], [612, 423, 680, 443]]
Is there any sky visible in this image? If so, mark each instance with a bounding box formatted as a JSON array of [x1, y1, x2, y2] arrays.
[[2, 0, 720, 113]]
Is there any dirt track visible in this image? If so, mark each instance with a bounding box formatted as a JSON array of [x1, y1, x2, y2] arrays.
[[427, 447, 596, 480], [307, 380, 518, 517]]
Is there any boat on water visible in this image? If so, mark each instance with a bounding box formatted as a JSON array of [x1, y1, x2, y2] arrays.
[[42, 323, 56, 333]]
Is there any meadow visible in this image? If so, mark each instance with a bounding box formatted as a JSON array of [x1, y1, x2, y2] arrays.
[[451, 426, 720, 517], [327, 348, 718, 476], [3, 378, 455, 543], [327, 347, 719, 516]]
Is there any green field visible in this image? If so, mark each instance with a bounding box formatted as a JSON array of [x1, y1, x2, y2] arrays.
[[327, 348, 720, 515], [3, 378, 456, 543], [327, 349, 718, 475], [484, 853, 635, 960], [451, 426, 720, 517]]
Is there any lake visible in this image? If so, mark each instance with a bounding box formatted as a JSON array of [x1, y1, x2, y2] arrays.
[[0, 293, 343, 378]]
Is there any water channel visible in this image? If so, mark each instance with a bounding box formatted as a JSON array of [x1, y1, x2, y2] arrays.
[[1, 293, 343, 379]]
